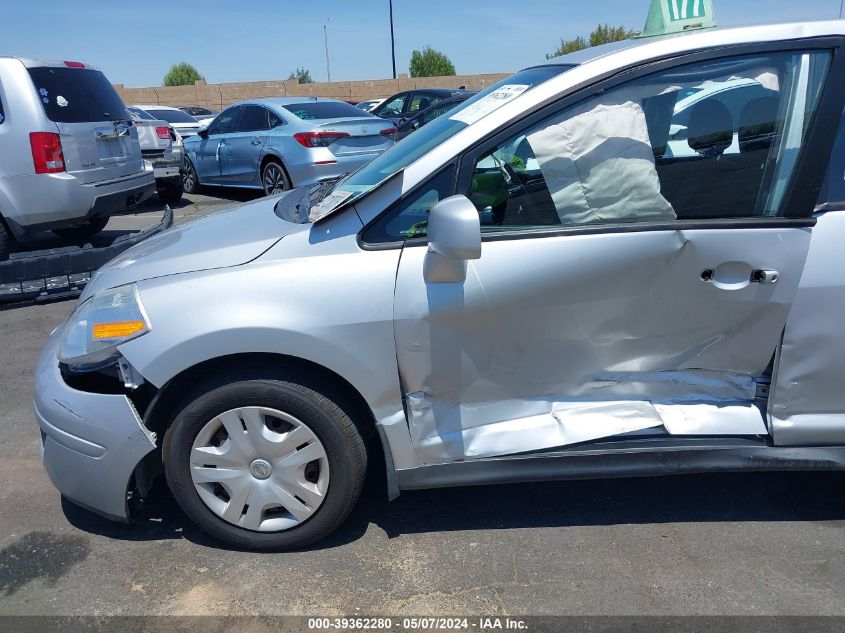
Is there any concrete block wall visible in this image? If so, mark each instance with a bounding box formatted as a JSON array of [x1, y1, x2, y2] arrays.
[[113, 72, 510, 108]]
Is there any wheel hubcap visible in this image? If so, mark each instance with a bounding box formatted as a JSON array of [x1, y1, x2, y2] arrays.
[[263, 165, 285, 194], [249, 458, 272, 480], [190, 406, 329, 532]]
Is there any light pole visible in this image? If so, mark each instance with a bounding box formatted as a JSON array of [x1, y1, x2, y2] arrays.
[[324, 21, 332, 83], [840, 0, 844, 18], [389, 0, 397, 79]]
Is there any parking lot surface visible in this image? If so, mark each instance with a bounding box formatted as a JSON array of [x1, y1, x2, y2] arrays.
[[1, 191, 844, 616]]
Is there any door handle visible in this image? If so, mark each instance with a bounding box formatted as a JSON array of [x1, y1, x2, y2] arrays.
[[700, 268, 779, 285], [250, 137, 261, 145], [751, 269, 779, 284]]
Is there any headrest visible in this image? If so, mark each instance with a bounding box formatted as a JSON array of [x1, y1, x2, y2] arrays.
[[687, 99, 733, 157], [739, 96, 780, 153]]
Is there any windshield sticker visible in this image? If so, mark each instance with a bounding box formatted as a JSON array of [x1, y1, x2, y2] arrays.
[[309, 189, 354, 222], [39, 88, 48, 97], [56, 95, 68, 107], [450, 84, 530, 125]]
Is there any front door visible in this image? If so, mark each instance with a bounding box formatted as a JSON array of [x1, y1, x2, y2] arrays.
[[195, 106, 241, 184], [391, 47, 838, 464]]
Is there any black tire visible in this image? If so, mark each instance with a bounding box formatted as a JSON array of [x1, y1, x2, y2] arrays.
[[0, 220, 10, 261], [261, 159, 290, 196], [157, 178, 184, 205], [52, 216, 109, 241], [182, 159, 201, 194], [162, 369, 367, 551]]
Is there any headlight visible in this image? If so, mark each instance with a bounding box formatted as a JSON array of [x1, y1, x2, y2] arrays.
[[58, 284, 151, 371]]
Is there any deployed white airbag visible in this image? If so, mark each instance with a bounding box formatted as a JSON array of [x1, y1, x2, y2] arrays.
[[527, 98, 676, 225]]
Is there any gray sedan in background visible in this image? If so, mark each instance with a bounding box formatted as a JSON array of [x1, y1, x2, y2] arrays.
[[181, 98, 396, 196]]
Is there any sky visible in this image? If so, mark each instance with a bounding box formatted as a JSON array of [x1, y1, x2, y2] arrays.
[[1, 0, 842, 87]]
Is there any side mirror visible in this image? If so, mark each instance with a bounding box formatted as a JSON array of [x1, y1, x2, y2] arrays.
[[424, 195, 481, 283], [197, 126, 209, 139]]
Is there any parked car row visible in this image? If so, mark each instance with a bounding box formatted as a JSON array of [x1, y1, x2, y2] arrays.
[[0, 48, 475, 261]]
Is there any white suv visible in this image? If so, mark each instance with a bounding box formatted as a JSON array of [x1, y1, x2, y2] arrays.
[[0, 57, 155, 259]]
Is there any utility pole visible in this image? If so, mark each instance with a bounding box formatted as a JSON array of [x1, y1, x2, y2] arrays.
[[324, 22, 332, 82], [840, 0, 844, 18], [389, 0, 397, 79]]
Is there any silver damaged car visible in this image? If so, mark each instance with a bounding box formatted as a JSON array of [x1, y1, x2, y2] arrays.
[[34, 21, 845, 549]]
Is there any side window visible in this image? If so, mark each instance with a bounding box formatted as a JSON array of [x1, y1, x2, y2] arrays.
[[362, 166, 455, 243], [377, 93, 407, 116], [421, 103, 452, 126], [237, 105, 270, 132], [268, 110, 284, 128], [0, 92, 4, 125], [464, 50, 830, 231], [208, 106, 241, 135], [408, 93, 436, 114]]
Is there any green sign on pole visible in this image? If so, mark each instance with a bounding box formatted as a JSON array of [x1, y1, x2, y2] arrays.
[[639, 0, 717, 37]]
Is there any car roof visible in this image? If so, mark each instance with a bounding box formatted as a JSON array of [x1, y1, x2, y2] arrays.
[[530, 20, 845, 69], [2, 57, 102, 71]]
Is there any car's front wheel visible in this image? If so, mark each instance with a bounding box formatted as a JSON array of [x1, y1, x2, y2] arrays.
[[163, 370, 367, 550]]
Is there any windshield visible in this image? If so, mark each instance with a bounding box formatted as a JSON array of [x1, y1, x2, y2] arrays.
[[146, 108, 199, 124], [308, 64, 574, 221]]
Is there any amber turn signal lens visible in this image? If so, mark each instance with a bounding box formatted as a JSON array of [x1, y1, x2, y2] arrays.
[[92, 321, 145, 340]]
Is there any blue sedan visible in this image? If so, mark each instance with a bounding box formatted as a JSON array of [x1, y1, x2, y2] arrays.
[[182, 98, 396, 196]]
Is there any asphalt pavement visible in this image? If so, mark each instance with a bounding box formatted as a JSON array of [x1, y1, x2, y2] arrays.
[[1, 190, 844, 616]]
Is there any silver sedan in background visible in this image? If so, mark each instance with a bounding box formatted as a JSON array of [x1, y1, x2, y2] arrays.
[[181, 98, 396, 196]]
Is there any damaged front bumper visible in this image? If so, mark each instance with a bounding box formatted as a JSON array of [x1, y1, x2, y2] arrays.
[[33, 329, 156, 522]]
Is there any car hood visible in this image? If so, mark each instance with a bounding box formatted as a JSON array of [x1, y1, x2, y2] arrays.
[[82, 195, 299, 298]]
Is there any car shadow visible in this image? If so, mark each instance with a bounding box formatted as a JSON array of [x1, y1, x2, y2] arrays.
[[191, 187, 265, 203], [62, 469, 845, 552]]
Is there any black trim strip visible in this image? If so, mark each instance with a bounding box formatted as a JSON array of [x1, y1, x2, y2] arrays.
[[384, 216, 816, 249], [396, 443, 845, 491]]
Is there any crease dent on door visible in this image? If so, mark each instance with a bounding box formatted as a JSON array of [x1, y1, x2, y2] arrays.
[[394, 227, 805, 464]]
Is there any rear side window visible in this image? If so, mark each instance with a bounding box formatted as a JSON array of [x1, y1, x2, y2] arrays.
[[0, 93, 4, 125], [27, 67, 128, 123], [283, 101, 368, 121]]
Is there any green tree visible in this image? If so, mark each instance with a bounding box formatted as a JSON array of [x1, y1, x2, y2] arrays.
[[288, 67, 314, 84], [546, 24, 635, 59], [409, 46, 456, 78], [163, 62, 204, 87]]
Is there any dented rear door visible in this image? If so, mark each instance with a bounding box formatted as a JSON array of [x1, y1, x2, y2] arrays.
[[393, 44, 845, 464]]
